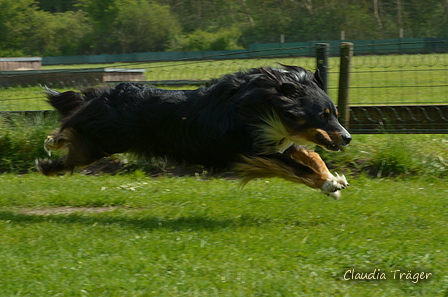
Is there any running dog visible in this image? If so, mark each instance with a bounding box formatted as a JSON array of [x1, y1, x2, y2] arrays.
[[36, 65, 351, 198]]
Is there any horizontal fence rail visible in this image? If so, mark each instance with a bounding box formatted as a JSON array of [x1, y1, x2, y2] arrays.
[[349, 105, 448, 134]]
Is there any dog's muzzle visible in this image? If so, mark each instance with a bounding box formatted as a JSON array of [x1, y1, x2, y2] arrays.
[[341, 131, 352, 146], [324, 126, 352, 151]]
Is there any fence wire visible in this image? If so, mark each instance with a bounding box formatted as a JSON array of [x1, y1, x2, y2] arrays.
[[0, 41, 447, 133]]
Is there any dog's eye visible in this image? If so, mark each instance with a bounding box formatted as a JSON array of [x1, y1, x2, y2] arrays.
[[319, 114, 328, 121]]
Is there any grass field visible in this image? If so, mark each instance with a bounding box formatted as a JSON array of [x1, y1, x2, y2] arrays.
[[1, 52, 447, 295], [1, 53, 447, 111], [1, 173, 447, 296]]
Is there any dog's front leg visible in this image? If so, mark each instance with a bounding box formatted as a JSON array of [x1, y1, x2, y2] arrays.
[[283, 145, 349, 199], [234, 146, 348, 198]]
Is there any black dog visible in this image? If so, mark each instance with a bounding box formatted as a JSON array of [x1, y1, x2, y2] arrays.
[[36, 65, 351, 198]]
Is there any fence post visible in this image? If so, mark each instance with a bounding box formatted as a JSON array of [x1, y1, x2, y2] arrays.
[[338, 42, 354, 129], [315, 43, 329, 94]]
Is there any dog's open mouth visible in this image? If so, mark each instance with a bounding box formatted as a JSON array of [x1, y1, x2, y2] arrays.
[[314, 133, 343, 151], [325, 143, 341, 151]]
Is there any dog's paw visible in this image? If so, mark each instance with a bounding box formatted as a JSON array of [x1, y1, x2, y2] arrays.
[[321, 173, 349, 199], [35, 158, 53, 175], [325, 190, 341, 200]]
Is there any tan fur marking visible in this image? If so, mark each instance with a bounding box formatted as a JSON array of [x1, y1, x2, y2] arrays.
[[234, 146, 331, 189], [283, 146, 330, 188], [301, 128, 332, 146], [234, 156, 317, 188], [326, 131, 343, 143], [45, 133, 68, 151]]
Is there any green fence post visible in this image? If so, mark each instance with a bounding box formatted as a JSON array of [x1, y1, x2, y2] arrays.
[[338, 42, 354, 129], [316, 43, 329, 94]]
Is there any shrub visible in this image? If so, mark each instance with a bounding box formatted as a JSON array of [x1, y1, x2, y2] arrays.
[[370, 136, 419, 177], [169, 27, 243, 52], [0, 113, 58, 173]]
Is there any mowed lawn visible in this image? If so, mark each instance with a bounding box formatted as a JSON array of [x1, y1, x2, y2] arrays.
[[0, 173, 447, 296]]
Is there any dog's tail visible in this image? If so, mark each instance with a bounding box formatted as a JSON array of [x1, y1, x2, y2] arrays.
[[43, 87, 86, 118]]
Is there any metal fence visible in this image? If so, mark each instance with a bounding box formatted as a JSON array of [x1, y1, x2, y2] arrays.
[[0, 40, 447, 134], [342, 41, 447, 134]]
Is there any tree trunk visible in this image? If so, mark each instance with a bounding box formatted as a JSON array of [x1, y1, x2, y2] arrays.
[[373, 0, 383, 30]]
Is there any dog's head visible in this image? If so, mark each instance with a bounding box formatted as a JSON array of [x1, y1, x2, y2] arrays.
[[240, 65, 351, 153]]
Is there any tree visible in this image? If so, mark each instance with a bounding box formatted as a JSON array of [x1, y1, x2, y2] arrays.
[[79, 0, 181, 54], [0, 0, 92, 56], [169, 27, 243, 51], [1, 0, 447, 57], [116, 1, 181, 53], [22, 9, 92, 56], [36, 0, 78, 12], [0, 0, 36, 56]]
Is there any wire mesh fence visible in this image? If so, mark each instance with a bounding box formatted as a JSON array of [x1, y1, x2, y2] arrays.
[[345, 41, 448, 133], [0, 40, 447, 133]]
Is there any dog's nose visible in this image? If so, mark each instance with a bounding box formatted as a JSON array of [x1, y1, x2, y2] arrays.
[[342, 133, 352, 145]]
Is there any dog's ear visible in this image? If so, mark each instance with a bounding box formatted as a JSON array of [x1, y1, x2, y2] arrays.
[[276, 83, 297, 97], [261, 67, 297, 96], [260, 67, 280, 82], [313, 68, 324, 90]]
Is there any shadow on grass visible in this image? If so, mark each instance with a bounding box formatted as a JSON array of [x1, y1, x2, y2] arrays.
[[0, 210, 298, 231]]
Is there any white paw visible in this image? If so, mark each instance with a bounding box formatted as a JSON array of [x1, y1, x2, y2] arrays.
[[321, 173, 349, 199]]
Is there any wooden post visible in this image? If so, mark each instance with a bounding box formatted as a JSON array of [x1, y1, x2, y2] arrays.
[[315, 43, 329, 94], [338, 42, 353, 129]]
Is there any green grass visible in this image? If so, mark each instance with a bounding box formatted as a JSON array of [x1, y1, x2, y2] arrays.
[[0, 113, 61, 173], [0, 86, 51, 111], [319, 134, 448, 178], [1, 53, 447, 111], [0, 53, 447, 295], [0, 173, 447, 296]]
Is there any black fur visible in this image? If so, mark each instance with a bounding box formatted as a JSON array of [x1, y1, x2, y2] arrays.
[[36, 65, 351, 193]]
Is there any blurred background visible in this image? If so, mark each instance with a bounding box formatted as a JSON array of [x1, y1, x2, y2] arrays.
[[1, 0, 447, 57]]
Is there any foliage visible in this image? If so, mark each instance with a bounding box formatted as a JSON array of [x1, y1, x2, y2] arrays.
[[115, 1, 181, 53], [169, 27, 243, 52], [319, 133, 448, 179], [159, 0, 448, 46], [0, 0, 181, 56], [0, 0, 35, 56], [78, 0, 182, 54], [0, 113, 58, 173], [370, 135, 419, 177], [1, 0, 447, 56], [0, 0, 92, 57]]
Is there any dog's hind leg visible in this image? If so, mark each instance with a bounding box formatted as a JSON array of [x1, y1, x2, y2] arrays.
[[43, 130, 70, 156], [36, 129, 107, 176], [35, 157, 70, 176], [36, 148, 106, 176]]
